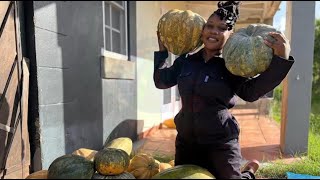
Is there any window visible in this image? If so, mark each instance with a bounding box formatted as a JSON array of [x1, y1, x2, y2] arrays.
[[103, 1, 128, 57]]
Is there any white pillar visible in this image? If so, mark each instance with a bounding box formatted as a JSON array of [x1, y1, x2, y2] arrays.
[[280, 1, 315, 155]]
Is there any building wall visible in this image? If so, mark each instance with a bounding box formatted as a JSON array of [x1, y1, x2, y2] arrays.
[[31, 1, 137, 169], [135, 1, 187, 131], [25, 0, 287, 170]]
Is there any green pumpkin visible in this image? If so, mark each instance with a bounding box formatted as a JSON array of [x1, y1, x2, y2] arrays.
[[94, 148, 130, 176], [91, 172, 135, 179], [223, 24, 280, 78], [157, 9, 206, 56], [48, 154, 94, 179], [151, 165, 215, 179]]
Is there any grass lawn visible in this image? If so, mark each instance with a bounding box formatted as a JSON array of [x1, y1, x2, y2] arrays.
[[256, 131, 320, 179], [152, 153, 175, 163], [257, 86, 320, 179]]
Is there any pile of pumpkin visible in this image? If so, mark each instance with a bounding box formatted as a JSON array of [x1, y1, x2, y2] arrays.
[[25, 137, 215, 179]]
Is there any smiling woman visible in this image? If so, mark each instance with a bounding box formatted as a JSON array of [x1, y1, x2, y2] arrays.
[[153, 1, 295, 179]]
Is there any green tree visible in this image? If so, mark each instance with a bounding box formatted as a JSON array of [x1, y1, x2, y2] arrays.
[[312, 19, 320, 105]]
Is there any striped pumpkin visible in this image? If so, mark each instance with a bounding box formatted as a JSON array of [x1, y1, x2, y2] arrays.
[[157, 9, 206, 55]]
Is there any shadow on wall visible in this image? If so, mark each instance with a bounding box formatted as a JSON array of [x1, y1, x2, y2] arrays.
[[0, 92, 22, 177], [0, 94, 9, 174], [30, 1, 139, 170], [55, 2, 104, 153], [30, 1, 105, 165], [104, 119, 144, 146]]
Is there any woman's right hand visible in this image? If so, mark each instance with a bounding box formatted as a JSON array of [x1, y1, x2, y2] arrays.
[[157, 31, 167, 52], [264, 32, 291, 60]]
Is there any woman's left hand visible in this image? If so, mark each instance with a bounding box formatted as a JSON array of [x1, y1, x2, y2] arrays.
[[264, 32, 291, 60]]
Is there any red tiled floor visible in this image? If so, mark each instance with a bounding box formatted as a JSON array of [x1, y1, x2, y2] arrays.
[[142, 141, 161, 151], [134, 108, 296, 164]]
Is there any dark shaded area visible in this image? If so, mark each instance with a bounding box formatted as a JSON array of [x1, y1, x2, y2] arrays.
[[104, 119, 144, 146], [22, 1, 42, 172], [19, 0, 140, 171], [0, 94, 9, 175]]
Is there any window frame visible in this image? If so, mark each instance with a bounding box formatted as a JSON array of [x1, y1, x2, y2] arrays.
[[102, 1, 129, 60]]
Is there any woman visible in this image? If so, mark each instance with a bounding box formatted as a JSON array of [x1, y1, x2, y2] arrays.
[[153, 1, 294, 179]]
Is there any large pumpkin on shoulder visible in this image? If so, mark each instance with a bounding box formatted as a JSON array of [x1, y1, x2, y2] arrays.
[[47, 154, 94, 179], [157, 9, 206, 56], [222, 24, 280, 78]]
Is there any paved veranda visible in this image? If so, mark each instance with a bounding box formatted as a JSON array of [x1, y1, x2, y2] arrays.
[[133, 108, 297, 164]]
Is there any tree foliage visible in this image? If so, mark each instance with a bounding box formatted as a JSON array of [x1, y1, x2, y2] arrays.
[[313, 19, 320, 102]]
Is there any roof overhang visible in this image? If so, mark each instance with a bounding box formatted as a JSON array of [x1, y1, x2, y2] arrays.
[[185, 1, 281, 30]]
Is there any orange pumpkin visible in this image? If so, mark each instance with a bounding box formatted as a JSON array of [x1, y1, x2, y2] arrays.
[[162, 118, 176, 129], [168, 160, 175, 167], [159, 163, 172, 172], [25, 170, 48, 179], [127, 153, 160, 179]]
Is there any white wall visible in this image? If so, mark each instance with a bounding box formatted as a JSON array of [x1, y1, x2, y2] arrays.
[[135, 1, 187, 131]]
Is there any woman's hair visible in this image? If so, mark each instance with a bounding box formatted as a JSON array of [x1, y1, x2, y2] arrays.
[[211, 1, 241, 30]]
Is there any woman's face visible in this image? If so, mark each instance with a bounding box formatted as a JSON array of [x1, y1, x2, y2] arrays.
[[201, 14, 233, 52]]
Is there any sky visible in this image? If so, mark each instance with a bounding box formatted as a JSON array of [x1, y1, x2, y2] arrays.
[[273, 1, 320, 33]]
